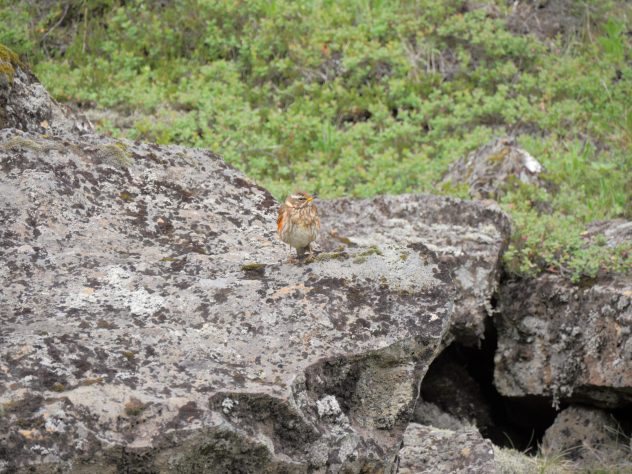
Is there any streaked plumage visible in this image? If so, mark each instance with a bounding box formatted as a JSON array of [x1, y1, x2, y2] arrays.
[[277, 192, 320, 259]]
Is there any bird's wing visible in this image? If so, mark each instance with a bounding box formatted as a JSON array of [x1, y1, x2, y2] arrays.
[[277, 205, 286, 233]]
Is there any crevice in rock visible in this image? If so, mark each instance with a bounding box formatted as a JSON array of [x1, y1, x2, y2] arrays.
[[208, 391, 320, 459], [416, 319, 563, 453], [300, 337, 434, 435]]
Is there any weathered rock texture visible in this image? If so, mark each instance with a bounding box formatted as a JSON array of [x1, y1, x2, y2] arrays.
[[0, 127, 454, 472], [0, 44, 91, 135], [584, 219, 632, 248], [440, 137, 548, 200], [506, 0, 595, 41], [412, 401, 474, 433], [541, 405, 631, 468], [317, 195, 511, 345], [397, 423, 496, 474], [494, 274, 632, 407]]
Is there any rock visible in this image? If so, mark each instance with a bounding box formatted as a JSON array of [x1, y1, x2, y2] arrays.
[[0, 44, 91, 135], [584, 219, 632, 248], [440, 137, 549, 201], [317, 194, 511, 345], [0, 128, 454, 472], [494, 273, 632, 407], [541, 405, 631, 469], [412, 401, 474, 432], [396, 423, 496, 474], [506, 0, 590, 41]]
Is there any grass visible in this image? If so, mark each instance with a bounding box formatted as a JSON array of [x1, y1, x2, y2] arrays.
[[495, 442, 632, 474], [0, 0, 630, 282]]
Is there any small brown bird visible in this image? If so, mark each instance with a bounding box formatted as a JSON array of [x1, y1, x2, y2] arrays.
[[277, 192, 320, 260]]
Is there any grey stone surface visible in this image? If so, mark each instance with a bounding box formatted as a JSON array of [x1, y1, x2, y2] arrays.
[[317, 194, 511, 345], [0, 128, 454, 472], [412, 401, 474, 432], [494, 273, 632, 407], [541, 405, 631, 468], [440, 137, 549, 201], [397, 423, 496, 474], [0, 48, 91, 135], [584, 219, 632, 248]]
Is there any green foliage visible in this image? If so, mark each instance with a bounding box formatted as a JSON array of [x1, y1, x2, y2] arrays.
[[0, 1, 34, 56], [1, 0, 630, 282]]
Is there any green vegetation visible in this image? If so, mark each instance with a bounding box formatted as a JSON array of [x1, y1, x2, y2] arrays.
[[241, 262, 267, 272], [1, 0, 630, 281], [0, 43, 22, 82], [353, 245, 383, 263]]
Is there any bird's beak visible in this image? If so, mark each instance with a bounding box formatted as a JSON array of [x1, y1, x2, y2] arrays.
[[307, 196, 315, 203]]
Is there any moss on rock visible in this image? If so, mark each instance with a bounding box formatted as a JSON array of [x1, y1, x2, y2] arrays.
[[0, 44, 21, 81]]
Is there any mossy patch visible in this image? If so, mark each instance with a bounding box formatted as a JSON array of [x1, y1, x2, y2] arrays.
[[0, 43, 22, 83], [80, 377, 104, 386], [487, 147, 510, 165], [95, 142, 132, 167], [0, 136, 44, 152], [16, 416, 45, 430], [124, 397, 146, 416], [122, 351, 135, 360], [241, 263, 266, 272], [190, 246, 208, 255], [314, 251, 349, 263], [353, 245, 383, 264]]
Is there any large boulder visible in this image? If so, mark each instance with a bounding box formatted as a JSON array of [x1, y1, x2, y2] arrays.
[[317, 195, 511, 345], [396, 423, 496, 474], [494, 273, 632, 408], [541, 405, 631, 469], [440, 137, 548, 201], [0, 128, 454, 472]]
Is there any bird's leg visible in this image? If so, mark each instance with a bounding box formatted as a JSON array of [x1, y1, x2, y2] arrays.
[[306, 243, 316, 261], [296, 246, 307, 260], [285, 245, 298, 264]]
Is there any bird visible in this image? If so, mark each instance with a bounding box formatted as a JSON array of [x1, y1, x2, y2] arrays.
[[277, 192, 320, 261]]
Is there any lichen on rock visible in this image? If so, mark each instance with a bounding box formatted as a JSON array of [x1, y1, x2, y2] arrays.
[[494, 273, 632, 408], [0, 127, 454, 472], [317, 194, 511, 345]]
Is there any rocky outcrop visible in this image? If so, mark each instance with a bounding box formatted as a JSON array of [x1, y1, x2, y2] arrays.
[[396, 424, 496, 474], [440, 137, 549, 200], [494, 273, 632, 407], [3, 46, 630, 473], [0, 44, 91, 135], [541, 405, 631, 469], [0, 127, 454, 472], [317, 195, 511, 345]]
